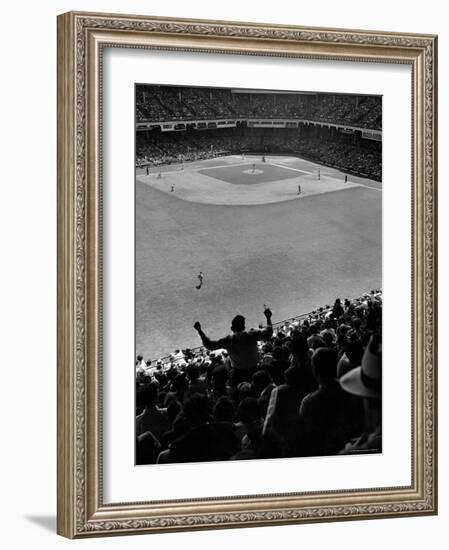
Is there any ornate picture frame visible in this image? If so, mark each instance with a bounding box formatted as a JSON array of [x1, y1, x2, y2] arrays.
[[57, 11, 437, 538]]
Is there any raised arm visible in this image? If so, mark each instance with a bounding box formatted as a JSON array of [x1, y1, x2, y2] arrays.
[[193, 322, 229, 351], [254, 307, 273, 340]]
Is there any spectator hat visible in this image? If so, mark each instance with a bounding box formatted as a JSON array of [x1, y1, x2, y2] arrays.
[[340, 336, 381, 399]]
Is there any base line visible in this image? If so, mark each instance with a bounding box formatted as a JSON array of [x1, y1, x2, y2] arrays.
[[267, 161, 312, 175], [356, 183, 382, 192], [269, 161, 382, 191]]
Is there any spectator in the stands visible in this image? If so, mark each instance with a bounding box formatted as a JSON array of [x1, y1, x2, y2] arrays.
[[193, 307, 273, 396], [339, 334, 382, 454], [262, 384, 302, 458], [136, 381, 171, 441], [185, 363, 207, 397], [298, 348, 357, 456], [213, 397, 235, 423], [137, 291, 382, 465], [234, 397, 263, 445], [208, 365, 232, 405], [251, 370, 274, 399], [136, 431, 161, 465], [307, 323, 325, 350], [332, 298, 344, 319], [337, 339, 364, 378], [169, 394, 238, 462], [164, 372, 188, 406]]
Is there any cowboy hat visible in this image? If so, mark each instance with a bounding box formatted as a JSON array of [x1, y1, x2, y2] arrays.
[[339, 335, 381, 399]]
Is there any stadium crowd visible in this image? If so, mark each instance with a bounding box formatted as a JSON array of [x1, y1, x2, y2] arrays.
[[136, 126, 382, 181], [135, 291, 382, 464], [136, 86, 382, 130], [290, 131, 382, 180]]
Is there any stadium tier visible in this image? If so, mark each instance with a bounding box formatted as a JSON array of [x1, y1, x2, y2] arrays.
[[136, 126, 381, 181], [136, 87, 382, 181], [136, 86, 382, 130]]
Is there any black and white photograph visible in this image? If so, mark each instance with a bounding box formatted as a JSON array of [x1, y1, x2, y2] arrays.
[[134, 84, 382, 465]]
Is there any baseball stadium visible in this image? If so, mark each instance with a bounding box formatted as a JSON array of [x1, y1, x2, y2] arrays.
[[135, 86, 382, 361], [135, 85, 383, 465]]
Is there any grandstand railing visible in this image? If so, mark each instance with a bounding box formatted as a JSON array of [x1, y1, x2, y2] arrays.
[[136, 117, 382, 134], [150, 293, 381, 365], [152, 307, 322, 365]]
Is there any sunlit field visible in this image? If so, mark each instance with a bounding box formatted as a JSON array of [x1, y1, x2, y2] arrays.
[[135, 154, 382, 359]]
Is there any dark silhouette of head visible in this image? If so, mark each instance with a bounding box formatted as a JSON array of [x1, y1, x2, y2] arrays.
[[290, 332, 309, 357], [141, 380, 159, 408], [237, 397, 261, 425], [345, 340, 364, 365], [186, 363, 200, 381], [136, 431, 160, 465], [166, 399, 182, 423], [211, 365, 228, 392], [231, 314, 246, 332], [172, 373, 188, 395], [311, 347, 338, 385], [252, 370, 272, 397], [213, 397, 235, 422], [183, 393, 211, 427]]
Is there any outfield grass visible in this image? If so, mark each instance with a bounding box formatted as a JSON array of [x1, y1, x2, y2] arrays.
[[136, 156, 382, 360]]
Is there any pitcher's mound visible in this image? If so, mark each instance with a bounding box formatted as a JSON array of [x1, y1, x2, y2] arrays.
[[242, 168, 264, 175]]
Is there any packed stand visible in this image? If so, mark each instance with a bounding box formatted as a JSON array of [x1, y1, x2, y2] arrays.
[[135, 291, 382, 464], [136, 126, 381, 181], [289, 127, 382, 180], [136, 86, 382, 131]]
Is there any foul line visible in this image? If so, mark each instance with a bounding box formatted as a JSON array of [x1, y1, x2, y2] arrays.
[[267, 161, 312, 175], [141, 158, 382, 192], [198, 161, 255, 171], [355, 183, 382, 192], [269, 161, 382, 192]]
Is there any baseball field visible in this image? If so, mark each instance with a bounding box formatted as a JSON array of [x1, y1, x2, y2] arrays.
[[135, 154, 382, 360]]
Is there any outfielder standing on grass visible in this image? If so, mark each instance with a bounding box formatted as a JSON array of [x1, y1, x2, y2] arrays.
[[196, 271, 204, 289]]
